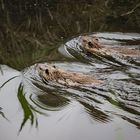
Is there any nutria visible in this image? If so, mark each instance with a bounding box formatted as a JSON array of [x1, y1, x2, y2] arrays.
[[80, 35, 140, 57], [36, 63, 102, 86]]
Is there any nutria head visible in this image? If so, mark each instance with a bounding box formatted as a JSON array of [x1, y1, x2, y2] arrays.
[[36, 64, 60, 80], [80, 35, 102, 50]]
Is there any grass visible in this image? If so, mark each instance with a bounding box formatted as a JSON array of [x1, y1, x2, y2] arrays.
[[0, 0, 140, 70]]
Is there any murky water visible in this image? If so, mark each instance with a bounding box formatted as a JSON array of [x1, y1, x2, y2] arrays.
[[0, 33, 140, 140]]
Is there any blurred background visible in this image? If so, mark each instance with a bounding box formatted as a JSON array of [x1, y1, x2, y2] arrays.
[[0, 0, 140, 69]]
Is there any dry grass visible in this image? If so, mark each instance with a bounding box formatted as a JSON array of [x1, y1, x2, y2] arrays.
[[0, 0, 140, 69]]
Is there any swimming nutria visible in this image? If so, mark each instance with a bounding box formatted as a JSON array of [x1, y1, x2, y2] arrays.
[[80, 35, 140, 58], [36, 63, 103, 86]]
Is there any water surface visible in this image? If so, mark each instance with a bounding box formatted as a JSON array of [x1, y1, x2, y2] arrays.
[[0, 32, 140, 140]]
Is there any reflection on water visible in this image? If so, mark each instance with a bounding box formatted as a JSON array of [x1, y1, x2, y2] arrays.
[[0, 33, 140, 140], [17, 83, 37, 132], [0, 107, 6, 119], [0, 1, 140, 139]]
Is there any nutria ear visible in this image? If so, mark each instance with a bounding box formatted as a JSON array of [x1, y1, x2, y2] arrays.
[[93, 36, 99, 41], [45, 69, 49, 74], [95, 38, 98, 41], [83, 39, 87, 42]]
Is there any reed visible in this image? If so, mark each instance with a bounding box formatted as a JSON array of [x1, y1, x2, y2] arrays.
[[0, 0, 139, 70]]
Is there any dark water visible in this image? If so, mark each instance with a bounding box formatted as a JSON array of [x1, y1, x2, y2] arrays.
[[0, 32, 140, 140]]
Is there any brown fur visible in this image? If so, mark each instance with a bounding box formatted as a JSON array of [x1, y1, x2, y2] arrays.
[[36, 63, 102, 86], [80, 35, 140, 57], [81, 35, 103, 50]]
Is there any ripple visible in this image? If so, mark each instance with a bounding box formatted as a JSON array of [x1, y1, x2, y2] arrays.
[[63, 32, 140, 67], [19, 32, 140, 130], [22, 60, 140, 121]]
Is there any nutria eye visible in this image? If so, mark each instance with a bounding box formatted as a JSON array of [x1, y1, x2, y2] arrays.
[[53, 65, 56, 68], [95, 38, 98, 41], [45, 69, 49, 75], [88, 42, 93, 47]]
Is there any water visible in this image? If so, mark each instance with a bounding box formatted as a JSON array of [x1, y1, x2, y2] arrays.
[[0, 32, 140, 140]]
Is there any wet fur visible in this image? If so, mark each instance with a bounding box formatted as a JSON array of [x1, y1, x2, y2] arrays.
[[37, 64, 102, 86], [80, 35, 140, 57]]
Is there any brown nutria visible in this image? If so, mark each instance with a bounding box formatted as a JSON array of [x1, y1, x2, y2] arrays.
[[36, 63, 103, 86], [80, 35, 140, 57]]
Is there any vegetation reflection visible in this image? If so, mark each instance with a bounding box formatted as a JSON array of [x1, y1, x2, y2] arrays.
[[17, 83, 37, 132], [0, 0, 140, 69], [0, 107, 8, 120]]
